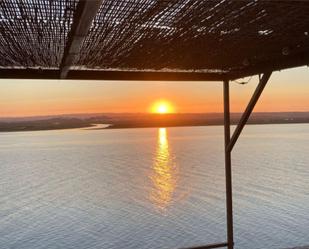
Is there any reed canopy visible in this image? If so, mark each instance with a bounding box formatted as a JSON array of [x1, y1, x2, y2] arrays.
[[1, 0, 309, 81]]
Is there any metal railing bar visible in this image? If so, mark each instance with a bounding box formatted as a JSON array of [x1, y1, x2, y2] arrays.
[[180, 242, 228, 249]]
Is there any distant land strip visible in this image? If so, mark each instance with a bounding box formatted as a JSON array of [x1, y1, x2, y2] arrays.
[[0, 112, 309, 132]]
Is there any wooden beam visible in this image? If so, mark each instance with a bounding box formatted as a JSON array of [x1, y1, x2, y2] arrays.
[[228, 51, 309, 80], [59, 0, 103, 79], [0, 69, 60, 79], [0, 69, 226, 81], [66, 70, 227, 81], [1, 51, 307, 81]]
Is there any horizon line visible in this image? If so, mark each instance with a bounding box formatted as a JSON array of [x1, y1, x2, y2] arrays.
[[1, 111, 309, 119]]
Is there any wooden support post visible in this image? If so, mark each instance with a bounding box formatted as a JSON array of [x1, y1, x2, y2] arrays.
[[60, 0, 103, 79]]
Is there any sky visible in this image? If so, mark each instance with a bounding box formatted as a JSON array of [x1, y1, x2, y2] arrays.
[[0, 66, 308, 117]]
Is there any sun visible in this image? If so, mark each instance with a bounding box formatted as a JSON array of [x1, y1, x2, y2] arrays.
[[150, 100, 174, 114]]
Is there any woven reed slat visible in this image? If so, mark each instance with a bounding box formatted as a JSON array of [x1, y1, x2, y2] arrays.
[[0, 0, 78, 68], [1, 0, 309, 75]]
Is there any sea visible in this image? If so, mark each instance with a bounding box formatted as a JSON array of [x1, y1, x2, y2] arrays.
[[0, 124, 308, 249]]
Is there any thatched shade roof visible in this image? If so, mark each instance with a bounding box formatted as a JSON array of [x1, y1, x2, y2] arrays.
[[1, 0, 309, 81], [0, 0, 78, 68]]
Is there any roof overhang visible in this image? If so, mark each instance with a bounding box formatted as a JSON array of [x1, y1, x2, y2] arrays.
[[1, 0, 309, 81]]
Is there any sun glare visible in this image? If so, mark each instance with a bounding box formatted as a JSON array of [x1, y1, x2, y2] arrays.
[[151, 101, 174, 114]]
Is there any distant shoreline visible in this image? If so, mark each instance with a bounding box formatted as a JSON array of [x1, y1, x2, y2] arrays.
[[1, 112, 309, 132], [105, 121, 309, 130], [1, 121, 309, 133]]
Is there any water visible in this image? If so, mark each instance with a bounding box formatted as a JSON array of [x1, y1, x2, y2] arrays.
[[0, 124, 308, 249]]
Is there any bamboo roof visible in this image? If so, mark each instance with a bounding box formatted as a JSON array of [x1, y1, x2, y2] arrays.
[[1, 0, 309, 81]]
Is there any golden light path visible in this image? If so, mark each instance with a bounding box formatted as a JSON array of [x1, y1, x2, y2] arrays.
[[150, 100, 175, 114], [150, 128, 178, 212]]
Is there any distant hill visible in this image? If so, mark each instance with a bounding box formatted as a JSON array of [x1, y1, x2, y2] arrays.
[[0, 112, 309, 132]]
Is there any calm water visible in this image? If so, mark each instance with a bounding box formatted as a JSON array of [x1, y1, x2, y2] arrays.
[[0, 124, 309, 249]]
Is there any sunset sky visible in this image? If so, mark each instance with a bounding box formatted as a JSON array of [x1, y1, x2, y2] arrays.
[[0, 66, 308, 117]]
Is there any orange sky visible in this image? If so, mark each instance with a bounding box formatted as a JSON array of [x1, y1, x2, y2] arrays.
[[0, 67, 308, 117]]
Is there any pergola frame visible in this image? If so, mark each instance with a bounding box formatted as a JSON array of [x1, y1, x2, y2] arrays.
[[1, 1, 309, 248], [0, 67, 278, 249], [222, 72, 272, 249], [1, 1, 309, 82], [180, 72, 272, 249]]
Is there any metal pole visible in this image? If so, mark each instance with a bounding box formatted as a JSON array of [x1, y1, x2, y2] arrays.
[[227, 71, 272, 152], [223, 80, 234, 249]]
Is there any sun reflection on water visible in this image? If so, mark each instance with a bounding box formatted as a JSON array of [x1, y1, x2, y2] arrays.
[[150, 128, 178, 212]]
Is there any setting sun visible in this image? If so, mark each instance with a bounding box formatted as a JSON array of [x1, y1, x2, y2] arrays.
[[150, 100, 175, 114]]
